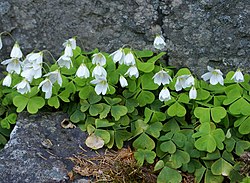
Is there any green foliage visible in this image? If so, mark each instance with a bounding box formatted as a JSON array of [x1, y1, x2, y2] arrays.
[[0, 44, 249, 183]]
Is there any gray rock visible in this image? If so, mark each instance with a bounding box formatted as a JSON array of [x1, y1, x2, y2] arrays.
[[0, 112, 92, 183], [0, 0, 249, 76]]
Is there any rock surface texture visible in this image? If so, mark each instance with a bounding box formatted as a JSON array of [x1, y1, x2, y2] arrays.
[[0, 112, 90, 183], [0, 0, 249, 75]]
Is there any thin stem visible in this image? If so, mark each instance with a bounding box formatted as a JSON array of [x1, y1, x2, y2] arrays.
[[0, 31, 16, 42], [42, 50, 57, 63]]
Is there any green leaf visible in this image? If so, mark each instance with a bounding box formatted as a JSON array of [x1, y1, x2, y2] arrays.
[[48, 96, 60, 109], [137, 90, 155, 107], [157, 166, 182, 183], [114, 130, 131, 149], [89, 104, 103, 116], [235, 140, 250, 156], [238, 116, 250, 135], [196, 88, 210, 101], [13, 95, 29, 113], [70, 109, 86, 123], [95, 119, 114, 128], [58, 90, 70, 102], [154, 160, 165, 171], [194, 166, 206, 183], [170, 150, 190, 168], [79, 86, 94, 99], [211, 107, 227, 123], [194, 107, 210, 123], [229, 97, 250, 115], [103, 97, 122, 105], [6, 113, 17, 124], [167, 102, 186, 117], [146, 122, 163, 138], [133, 132, 155, 150], [88, 92, 102, 104], [134, 149, 156, 166], [0, 134, 7, 145], [27, 97, 45, 114], [205, 170, 224, 183], [99, 103, 111, 119], [141, 73, 158, 90], [111, 105, 128, 121], [80, 100, 90, 112], [211, 158, 233, 176], [160, 140, 176, 154]]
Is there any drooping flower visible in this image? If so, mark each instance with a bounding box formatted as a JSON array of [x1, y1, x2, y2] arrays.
[[189, 86, 197, 99], [110, 48, 124, 64], [38, 78, 53, 99], [153, 35, 166, 50], [159, 87, 171, 102], [76, 63, 90, 78], [2, 74, 12, 87], [10, 42, 23, 58], [44, 70, 62, 86], [119, 75, 128, 88], [153, 70, 172, 86], [124, 52, 136, 66], [90, 77, 109, 95], [92, 53, 106, 66], [231, 69, 244, 83], [201, 66, 224, 85], [1, 58, 22, 74], [175, 75, 195, 91], [63, 38, 76, 50], [125, 65, 139, 78], [25, 52, 43, 65], [14, 79, 31, 94], [63, 38, 76, 57], [57, 55, 72, 69], [0, 36, 2, 50], [92, 65, 107, 78]]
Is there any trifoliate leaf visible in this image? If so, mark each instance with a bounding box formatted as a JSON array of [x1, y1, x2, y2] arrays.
[[137, 90, 155, 107], [114, 130, 131, 149], [79, 85, 94, 99], [204, 170, 224, 183], [70, 109, 86, 123], [99, 103, 111, 119], [48, 96, 60, 109], [194, 107, 210, 123], [170, 150, 190, 169], [229, 97, 250, 115], [137, 60, 155, 73], [146, 122, 163, 138], [211, 106, 227, 123], [89, 104, 103, 116], [141, 73, 158, 90], [13, 95, 29, 113]]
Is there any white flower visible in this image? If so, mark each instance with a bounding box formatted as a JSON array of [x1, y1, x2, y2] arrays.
[[175, 75, 194, 91], [124, 52, 135, 66], [92, 53, 106, 66], [44, 70, 62, 86], [10, 42, 23, 58], [0, 36, 2, 50], [14, 79, 31, 94], [125, 65, 139, 78], [76, 63, 90, 78], [3, 74, 12, 87], [90, 77, 109, 95], [38, 78, 53, 99], [23, 52, 43, 70], [231, 69, 244, 83], [159, 87, 171, 102], [57, 55, 72, 69], [21, 67, 42, 82], [110, 48, 124, 64], [1, 58, 22, 74], [119, 75, 128, 87], [64, 44, 73, 57], [201, 66, 224, 85], [63, 38, 76, 50], [189, 86, 197, 99], [154, 35, 166, 50], [92, 65, 107, 78], [153, 70, 172, 86]]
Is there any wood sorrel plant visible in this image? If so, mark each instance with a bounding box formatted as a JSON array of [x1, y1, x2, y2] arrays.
[[0, 33, 250, 182]]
